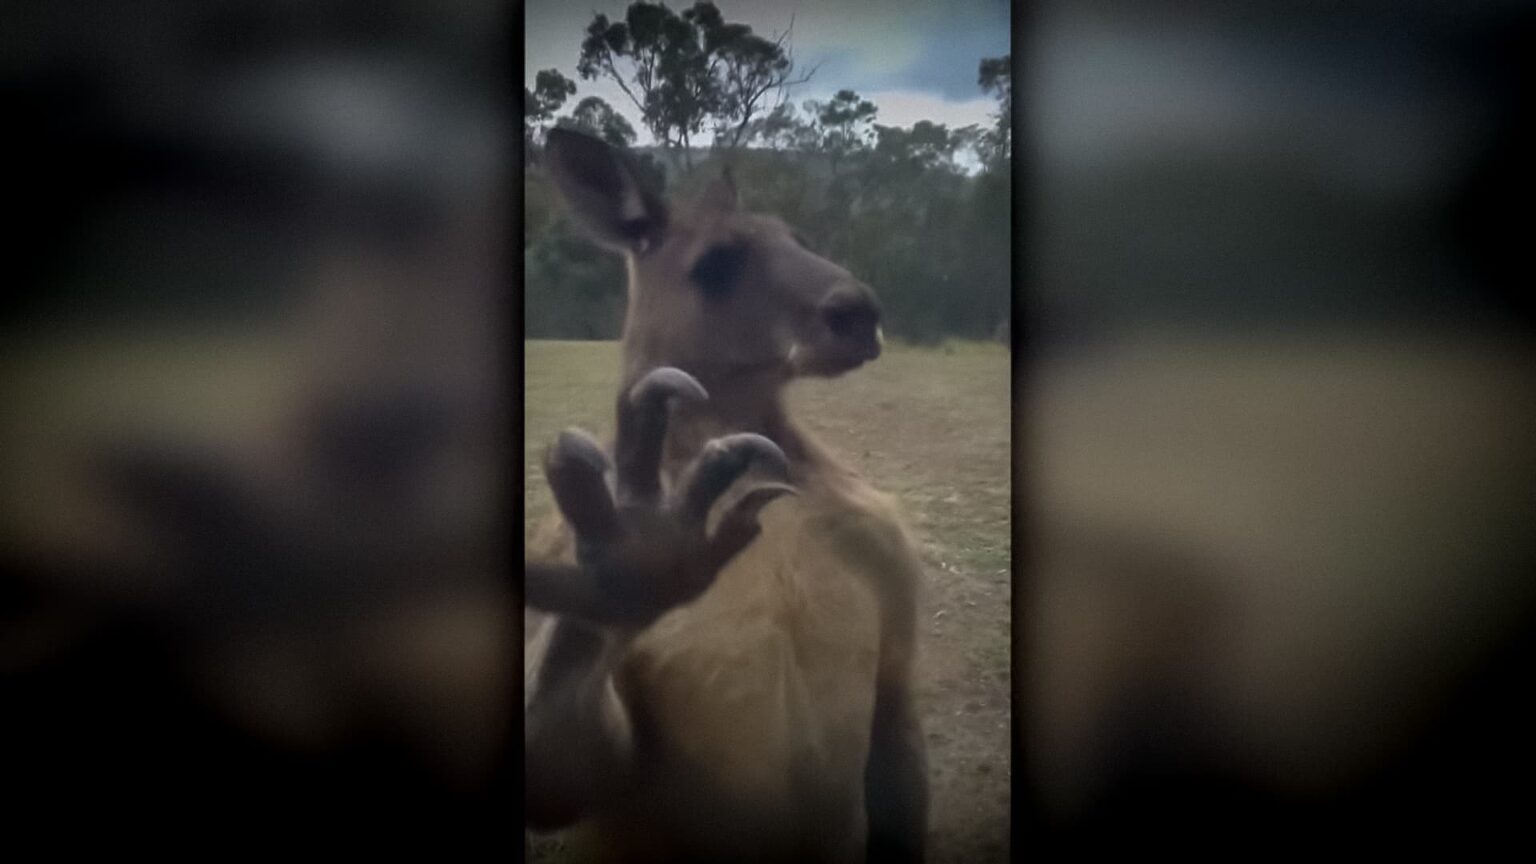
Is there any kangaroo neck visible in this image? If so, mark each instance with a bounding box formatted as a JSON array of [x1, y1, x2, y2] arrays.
[[619, 355, 839, 487]]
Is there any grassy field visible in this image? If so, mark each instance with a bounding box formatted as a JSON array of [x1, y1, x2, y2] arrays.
[[524, 339, 1014, 863]]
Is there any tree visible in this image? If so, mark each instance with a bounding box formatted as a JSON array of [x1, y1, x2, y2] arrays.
[[686, 3, 815, 151], [740, 102, 824, 154], [805, 89, 877, 176], [949, 124, 985, 172], [740, 102, 797, 151], [577, 2, 812, 167], [578, 2, 717, 166], [525, 68, 577, 160], [558, 96, 638, 148], [880, 121, 962, 171], [977, 55, 1011, 170]]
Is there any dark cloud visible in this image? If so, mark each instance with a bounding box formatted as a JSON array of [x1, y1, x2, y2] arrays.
[[893, 18, 1009, 100]]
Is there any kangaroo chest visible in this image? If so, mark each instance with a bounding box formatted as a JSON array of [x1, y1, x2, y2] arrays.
[[609, 497, 885, 855]]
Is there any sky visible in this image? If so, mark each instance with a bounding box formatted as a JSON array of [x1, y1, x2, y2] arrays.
[[523, 0, 1011, 147]]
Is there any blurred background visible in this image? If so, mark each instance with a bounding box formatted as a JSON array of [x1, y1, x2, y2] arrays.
[[1022, 0, 1536, 852], [3, 1, 514, 853]]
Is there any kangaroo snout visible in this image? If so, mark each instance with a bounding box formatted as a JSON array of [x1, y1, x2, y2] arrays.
[[820, 283, 883, 361]]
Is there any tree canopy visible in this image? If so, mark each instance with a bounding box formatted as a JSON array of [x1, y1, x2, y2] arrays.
[[805, 89, 878, 175], [576, 2, 811, 162], [524, 68, 577, 159], [557, 96, 638, 149], [977, 54, 1011, 169]]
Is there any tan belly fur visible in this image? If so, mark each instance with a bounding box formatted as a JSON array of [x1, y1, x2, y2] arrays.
[[592, 495, 885, 860]]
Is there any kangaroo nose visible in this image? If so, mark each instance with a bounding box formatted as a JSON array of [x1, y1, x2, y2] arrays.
[[820, 283, 882, 358]]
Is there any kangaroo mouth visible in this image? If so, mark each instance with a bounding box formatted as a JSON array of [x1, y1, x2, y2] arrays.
[[788, 328, 882, 377]]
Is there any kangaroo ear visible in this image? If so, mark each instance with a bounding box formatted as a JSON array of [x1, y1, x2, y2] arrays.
[[544, 128, 668, 253]]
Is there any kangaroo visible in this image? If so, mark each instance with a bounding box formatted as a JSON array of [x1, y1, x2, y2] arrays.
[[524, 128, 929, 863]]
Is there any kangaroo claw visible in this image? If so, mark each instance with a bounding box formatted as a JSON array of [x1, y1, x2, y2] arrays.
[[617, 367, 709, 505], [545, 428, 619, 541], [678, 433, 791, 526]]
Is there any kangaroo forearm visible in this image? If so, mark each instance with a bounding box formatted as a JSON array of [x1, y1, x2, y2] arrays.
[[524, 561, 605, 620], [524, 560, 597, 618], [526, 560, 664, 626], [525, 616, 638, 828]]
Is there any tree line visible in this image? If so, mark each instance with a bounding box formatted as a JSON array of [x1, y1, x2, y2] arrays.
[[525, 1, 1010, 344]]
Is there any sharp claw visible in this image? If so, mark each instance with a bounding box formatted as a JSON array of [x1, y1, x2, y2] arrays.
[[733, 482, 799, 514], [700, 483, 796, 571], [716, 433, 791, 482], [544, 428, 619, 540], [627, 367, 709, 407], [551, 428, 612, 477], [718, 482, 798, 531], [617, 367, 708, 505], [679, 433, 794, 525]]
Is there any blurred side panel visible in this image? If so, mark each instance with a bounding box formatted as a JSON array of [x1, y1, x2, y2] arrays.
[[1022, 0, 1536, 852], [2, 1, 515, 853]]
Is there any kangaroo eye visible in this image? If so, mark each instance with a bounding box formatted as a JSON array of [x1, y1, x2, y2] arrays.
[[689, 242, 749, 298]]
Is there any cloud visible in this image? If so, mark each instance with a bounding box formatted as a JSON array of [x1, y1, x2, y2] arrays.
[[789, 0, 1008, 100]]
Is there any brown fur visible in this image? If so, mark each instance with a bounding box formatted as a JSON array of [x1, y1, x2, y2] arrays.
[[526, 129, 927, 862]]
